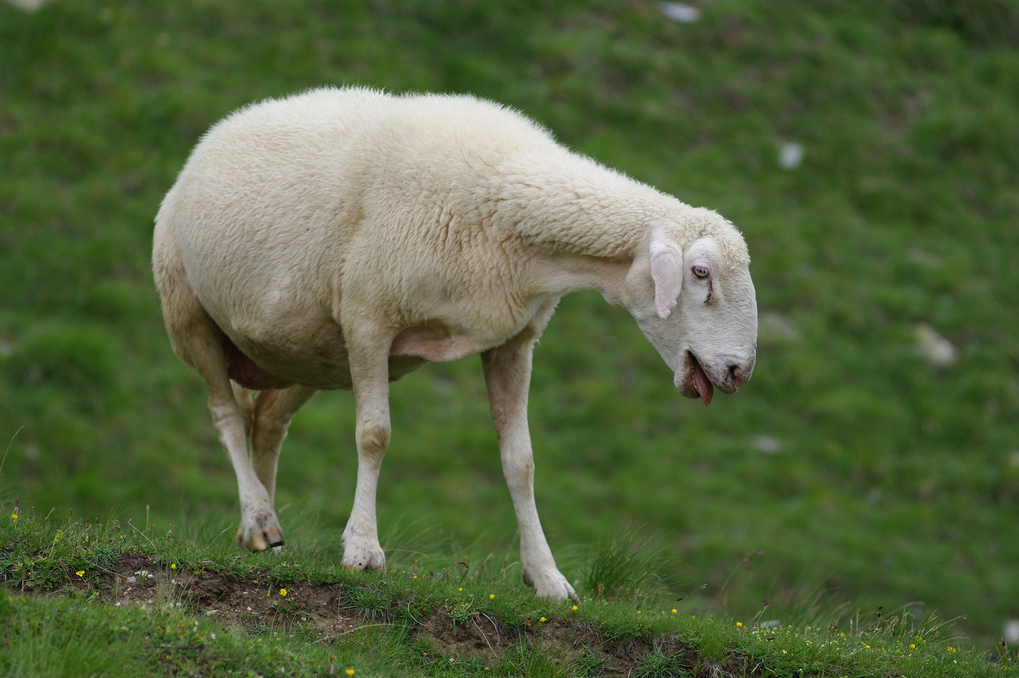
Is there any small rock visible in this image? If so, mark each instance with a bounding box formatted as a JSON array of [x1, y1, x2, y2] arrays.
[[660, 2, 699, 22], [1004, 620, 1019, 643], [915, 324, 958, 366], [752, 435, 782, 453], [205, 609, 220, 617], [778, 142, 804, 170], [4, 0, 50, 11]]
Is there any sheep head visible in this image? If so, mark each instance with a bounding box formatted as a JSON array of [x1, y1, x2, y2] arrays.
[[623, 218, 758, 405]]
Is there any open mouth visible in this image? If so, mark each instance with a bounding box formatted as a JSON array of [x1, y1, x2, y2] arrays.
[[686, 351, 714, 406]]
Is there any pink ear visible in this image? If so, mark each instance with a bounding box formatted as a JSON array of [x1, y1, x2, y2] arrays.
[[649, 228, 683, 319]]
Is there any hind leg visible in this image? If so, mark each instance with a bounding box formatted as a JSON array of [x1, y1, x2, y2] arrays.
[[154, 245, 284, 551], [248, 385, 317, 504], [188, 338, 285, 550]]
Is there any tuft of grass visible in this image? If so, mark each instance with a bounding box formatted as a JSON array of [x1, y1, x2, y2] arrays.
[[344, 582, 397, 622], [580, 531, 672, 601], [497, 637, 572, 678], [636, 651, 690, 678], [568, 647, 609, 678]]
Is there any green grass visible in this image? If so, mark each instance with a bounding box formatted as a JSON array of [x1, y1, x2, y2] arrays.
[[2, 0, 1019, 658], [2, 507, 1013, 677]]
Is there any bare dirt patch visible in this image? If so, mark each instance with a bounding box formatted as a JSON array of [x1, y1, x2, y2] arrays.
[[89, 553, 363, 638]]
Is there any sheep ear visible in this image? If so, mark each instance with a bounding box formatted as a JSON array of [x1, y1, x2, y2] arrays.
[[649, 228, 684, 319]]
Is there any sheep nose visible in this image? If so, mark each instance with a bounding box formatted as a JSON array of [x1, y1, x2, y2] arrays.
[[729, 364, 747, 390]]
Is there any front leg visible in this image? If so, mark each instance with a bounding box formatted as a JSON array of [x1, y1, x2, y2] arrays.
[[482, 342, 577, 601], [340, 331, 393, 570]]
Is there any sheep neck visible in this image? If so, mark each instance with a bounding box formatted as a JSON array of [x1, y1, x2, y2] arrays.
[[490, 149, 697, 263]]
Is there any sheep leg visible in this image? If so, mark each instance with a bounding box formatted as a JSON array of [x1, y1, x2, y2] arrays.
[[155, 251, 284, 551], [482, 343, 577, 601], [249, 385, 317, 503], [186, 350, 282, 550], [339, 335, 392, 570]]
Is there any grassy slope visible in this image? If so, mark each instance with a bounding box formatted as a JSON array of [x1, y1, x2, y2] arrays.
[[2, 0, 1018, 648], [1, 510, 1011, 677]]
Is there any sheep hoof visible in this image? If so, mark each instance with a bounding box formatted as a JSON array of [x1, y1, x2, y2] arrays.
[[340, 546, 387, 570], [526, 568, 577, 602], [235, 515, 285, 551], [339, 536, 386, 570]]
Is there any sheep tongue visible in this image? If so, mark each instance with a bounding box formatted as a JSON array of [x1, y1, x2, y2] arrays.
[[691, 356, 713, 406]]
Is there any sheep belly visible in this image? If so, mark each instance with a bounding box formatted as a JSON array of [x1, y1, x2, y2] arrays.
[[224, 330, 429, 391]]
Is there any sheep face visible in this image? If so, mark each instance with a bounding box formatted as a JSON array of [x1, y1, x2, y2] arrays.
[[627, 232, 758, 406]]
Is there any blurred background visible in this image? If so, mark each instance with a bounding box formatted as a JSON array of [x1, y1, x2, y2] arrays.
[[2, 0, 1017, 645]]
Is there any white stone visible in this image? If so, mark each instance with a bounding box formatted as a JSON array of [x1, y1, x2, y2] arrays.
[[5, 0, 50, 11], [661, 2, 700, 22], [778, 142, 804, 170], [915, 324, 958, 366], [752, 435, 782, 453]]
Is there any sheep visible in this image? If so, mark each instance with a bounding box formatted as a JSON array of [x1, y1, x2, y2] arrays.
[[152, 86, 758, 601]]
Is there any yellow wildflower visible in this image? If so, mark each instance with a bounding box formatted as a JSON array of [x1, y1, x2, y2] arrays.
[[279, 588, 288, 596], [671, 609, 678, 614], [736, 622, 743, 627], [539, 617, 546, 622], [489, 594, 495, 600], [10, 513, 17, 521], [75, 570, 85, 577], [345, 670, 355, 676], [573, 605, 579, 611]]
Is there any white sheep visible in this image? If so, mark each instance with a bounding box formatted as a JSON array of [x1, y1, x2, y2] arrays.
[[153, 86, 758, 600]]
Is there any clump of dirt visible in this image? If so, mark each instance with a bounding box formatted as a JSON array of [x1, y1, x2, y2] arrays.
[[86, 552, 363, 638], [416, 610, 519, 662]]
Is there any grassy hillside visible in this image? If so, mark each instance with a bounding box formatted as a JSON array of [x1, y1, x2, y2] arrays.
[[1, 510, 1011, 677], [2, 0, 1018, 649]]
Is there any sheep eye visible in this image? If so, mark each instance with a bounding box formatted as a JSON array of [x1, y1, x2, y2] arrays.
[[692, 266, 710, 280]]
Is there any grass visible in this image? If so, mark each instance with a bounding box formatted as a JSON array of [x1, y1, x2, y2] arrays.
[[2, 507, 1014, 677], [580, 531, 673, 600], [1, 0, 1019, 660]]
